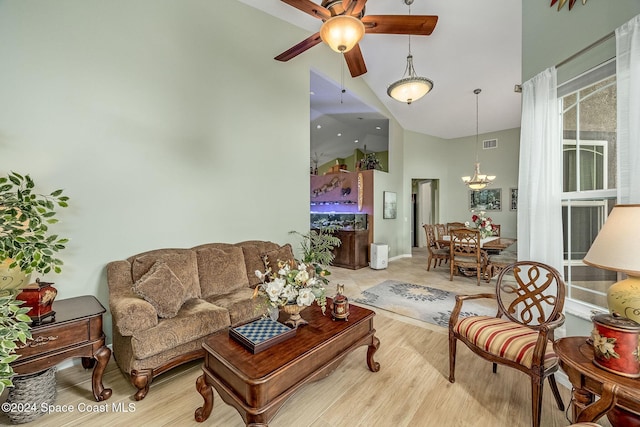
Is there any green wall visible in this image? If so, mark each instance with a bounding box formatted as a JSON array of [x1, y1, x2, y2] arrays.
[[0, 0, 406, 342]]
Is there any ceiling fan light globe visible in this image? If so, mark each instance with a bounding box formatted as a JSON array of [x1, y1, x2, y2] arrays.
[[320, 15, 365, 53], [461, 176, 471, 183], [387, 77, 433, 104], [487, 175, 496, 181]]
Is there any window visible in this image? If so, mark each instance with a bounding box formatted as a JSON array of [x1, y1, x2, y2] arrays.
[[560, 61, 617, 312]]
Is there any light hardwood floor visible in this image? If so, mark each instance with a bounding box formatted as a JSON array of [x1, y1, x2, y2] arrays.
[[1, 248, 604, 427]]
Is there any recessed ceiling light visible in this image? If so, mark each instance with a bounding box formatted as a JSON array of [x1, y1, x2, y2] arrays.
[[316, 125, 322, 129], [376, 126, 381, 130], [354, 139, 359, 143], [337, 133, 342, 136], [310, 91, 315, 95]]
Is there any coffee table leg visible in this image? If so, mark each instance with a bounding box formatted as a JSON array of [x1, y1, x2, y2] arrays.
[[367, 336, 380, 372], [195, 374, 214, 422]]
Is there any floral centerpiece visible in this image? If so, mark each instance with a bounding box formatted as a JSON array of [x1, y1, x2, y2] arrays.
[[253, 258, 327, 327], [465, 211, 497, 239]]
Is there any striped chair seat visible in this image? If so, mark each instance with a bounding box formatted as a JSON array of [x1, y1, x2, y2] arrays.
[[455, 316, 558, 369]]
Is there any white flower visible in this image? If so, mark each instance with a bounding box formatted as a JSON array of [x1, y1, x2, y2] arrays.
[[264, 279, 285, 302], [282, 284, 297, 302], [297, 288, 315, 306], [254, 270, 264, 280], [464, 221, 470, 227], [294, 269, 309, 284]]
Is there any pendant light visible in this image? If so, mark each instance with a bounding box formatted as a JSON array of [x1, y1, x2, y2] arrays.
[[461, 89, 496, 190], [387, 0, 433, 104]]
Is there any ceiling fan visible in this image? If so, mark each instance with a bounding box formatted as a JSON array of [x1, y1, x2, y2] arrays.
[[274, 0, 438, 77]]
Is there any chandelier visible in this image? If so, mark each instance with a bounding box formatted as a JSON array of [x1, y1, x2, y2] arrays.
[[461, 89, 495, 190]]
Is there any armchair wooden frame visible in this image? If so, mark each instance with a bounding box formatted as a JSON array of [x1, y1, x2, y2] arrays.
[[448, 261, 566, 427]]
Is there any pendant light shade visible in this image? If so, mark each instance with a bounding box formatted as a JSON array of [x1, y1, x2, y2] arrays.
[[320, 15, 365, 53], [461, 88, 495, 190], [387, 0, 433, 105], [387, 54, 433, 104]]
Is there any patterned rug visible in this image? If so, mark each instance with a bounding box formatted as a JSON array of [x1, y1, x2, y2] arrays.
[[353, 280, 496, 328]]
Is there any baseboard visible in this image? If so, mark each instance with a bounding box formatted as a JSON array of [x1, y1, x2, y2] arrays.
[[389, 253, 412, 262]]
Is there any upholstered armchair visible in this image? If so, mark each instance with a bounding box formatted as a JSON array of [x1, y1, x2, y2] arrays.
[[448, 261, 566, 427]]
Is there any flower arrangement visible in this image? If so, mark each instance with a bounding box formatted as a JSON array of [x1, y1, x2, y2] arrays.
[[253, 258, 327, 314], [465, 210, 497, 239]]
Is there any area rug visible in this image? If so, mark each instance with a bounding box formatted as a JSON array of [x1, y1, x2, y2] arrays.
[[353, 280, 496, 328]]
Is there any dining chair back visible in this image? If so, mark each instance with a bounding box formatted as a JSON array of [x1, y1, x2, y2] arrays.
[[447, 222, 466, 232], [448, 261, 566, 427], [423, 224, 449, 271], [449, 228, 487, 285], [493, 224, 501, 236], [434, 223, 448, 248]]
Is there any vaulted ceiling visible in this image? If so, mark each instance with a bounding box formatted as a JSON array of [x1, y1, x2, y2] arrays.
[[238, 0, 523, 142]]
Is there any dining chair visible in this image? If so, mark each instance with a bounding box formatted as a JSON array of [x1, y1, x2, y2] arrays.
[[447, 222, 466, 232], [448, 261, 566, 427], [423, 224, 449, 271], [449, 228, 487, 285], [493, 224, 501, 236], [434, 223, 449, 248]]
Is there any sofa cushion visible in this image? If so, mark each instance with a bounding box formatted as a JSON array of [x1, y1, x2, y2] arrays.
[[132, 262, 186, 319], [131, 249, 201, 300], [196, 246, 249, 299], [206, 287, 266, 326], [130, 299, 230, 360], [262, 243, 295, 272]]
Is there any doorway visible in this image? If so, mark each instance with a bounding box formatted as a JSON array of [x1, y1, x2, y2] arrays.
[[411, 179, 439, 247]]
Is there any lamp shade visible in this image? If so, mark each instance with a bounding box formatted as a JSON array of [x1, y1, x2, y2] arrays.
[[387, 77, 433, 104], [583, 204, 640, 276], [319, 15, 365, 53]]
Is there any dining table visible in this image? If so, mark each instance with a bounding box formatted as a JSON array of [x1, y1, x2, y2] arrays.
[[440, 234, 516, 251]]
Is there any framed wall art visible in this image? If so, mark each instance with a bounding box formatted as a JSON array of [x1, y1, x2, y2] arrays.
[[510, 188, 518, 211], [383, 191, 397, 219], [469, 188, 502, 211]]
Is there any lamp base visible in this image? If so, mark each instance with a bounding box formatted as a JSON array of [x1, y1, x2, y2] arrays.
[[608, 275, 640, 323]]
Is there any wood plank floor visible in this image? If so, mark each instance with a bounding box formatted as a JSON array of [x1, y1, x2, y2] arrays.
[[0, 248, 609, 426]]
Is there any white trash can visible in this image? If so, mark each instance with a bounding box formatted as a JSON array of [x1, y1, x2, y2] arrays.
[[370, 243, 388, 270]]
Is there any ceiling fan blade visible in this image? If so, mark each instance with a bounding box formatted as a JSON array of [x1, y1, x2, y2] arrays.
[[280, 0, 331, 20], [362, 15, 438, 36], [274, 33, 323, 62], [344, 44, 367, 77]]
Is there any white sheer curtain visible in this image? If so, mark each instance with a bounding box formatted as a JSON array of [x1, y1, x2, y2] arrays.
[[517, 67, 564, 276], [616, 14, 640, 204]]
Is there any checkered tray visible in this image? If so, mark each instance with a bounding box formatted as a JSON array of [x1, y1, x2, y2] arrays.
[[229, 317, 296, 354]]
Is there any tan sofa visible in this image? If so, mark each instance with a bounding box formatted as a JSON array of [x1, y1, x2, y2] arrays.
[[107, 240, 294, 400]]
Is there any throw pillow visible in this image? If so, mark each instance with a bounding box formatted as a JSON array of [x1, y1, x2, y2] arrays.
[[262, 244, 295, 273], [132, 262, 186, 319], [131, 249, 201, 300], [196, 246, 249, 299]]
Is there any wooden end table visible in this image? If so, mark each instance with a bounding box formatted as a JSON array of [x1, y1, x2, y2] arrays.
[[11, 295, 112, 401], [554, 336, 640, 426], [195, 302, 380, 426]]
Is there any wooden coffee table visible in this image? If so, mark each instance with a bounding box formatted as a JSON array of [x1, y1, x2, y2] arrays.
[[194, 302, 380, 426]]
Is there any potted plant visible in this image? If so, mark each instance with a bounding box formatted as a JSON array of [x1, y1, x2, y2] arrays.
[[0, 294, 32, 394], [0, 171, 70, 292]]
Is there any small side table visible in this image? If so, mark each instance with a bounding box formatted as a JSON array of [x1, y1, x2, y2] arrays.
[[554, 336, 640, 426], [10, 295, 112, 401]]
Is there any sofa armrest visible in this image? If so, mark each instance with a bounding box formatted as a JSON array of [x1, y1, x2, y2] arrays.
[[107, 260, 158, 336]]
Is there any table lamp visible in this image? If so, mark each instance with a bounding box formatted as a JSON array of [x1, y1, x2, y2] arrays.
[[583, 204, 640, 323]]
